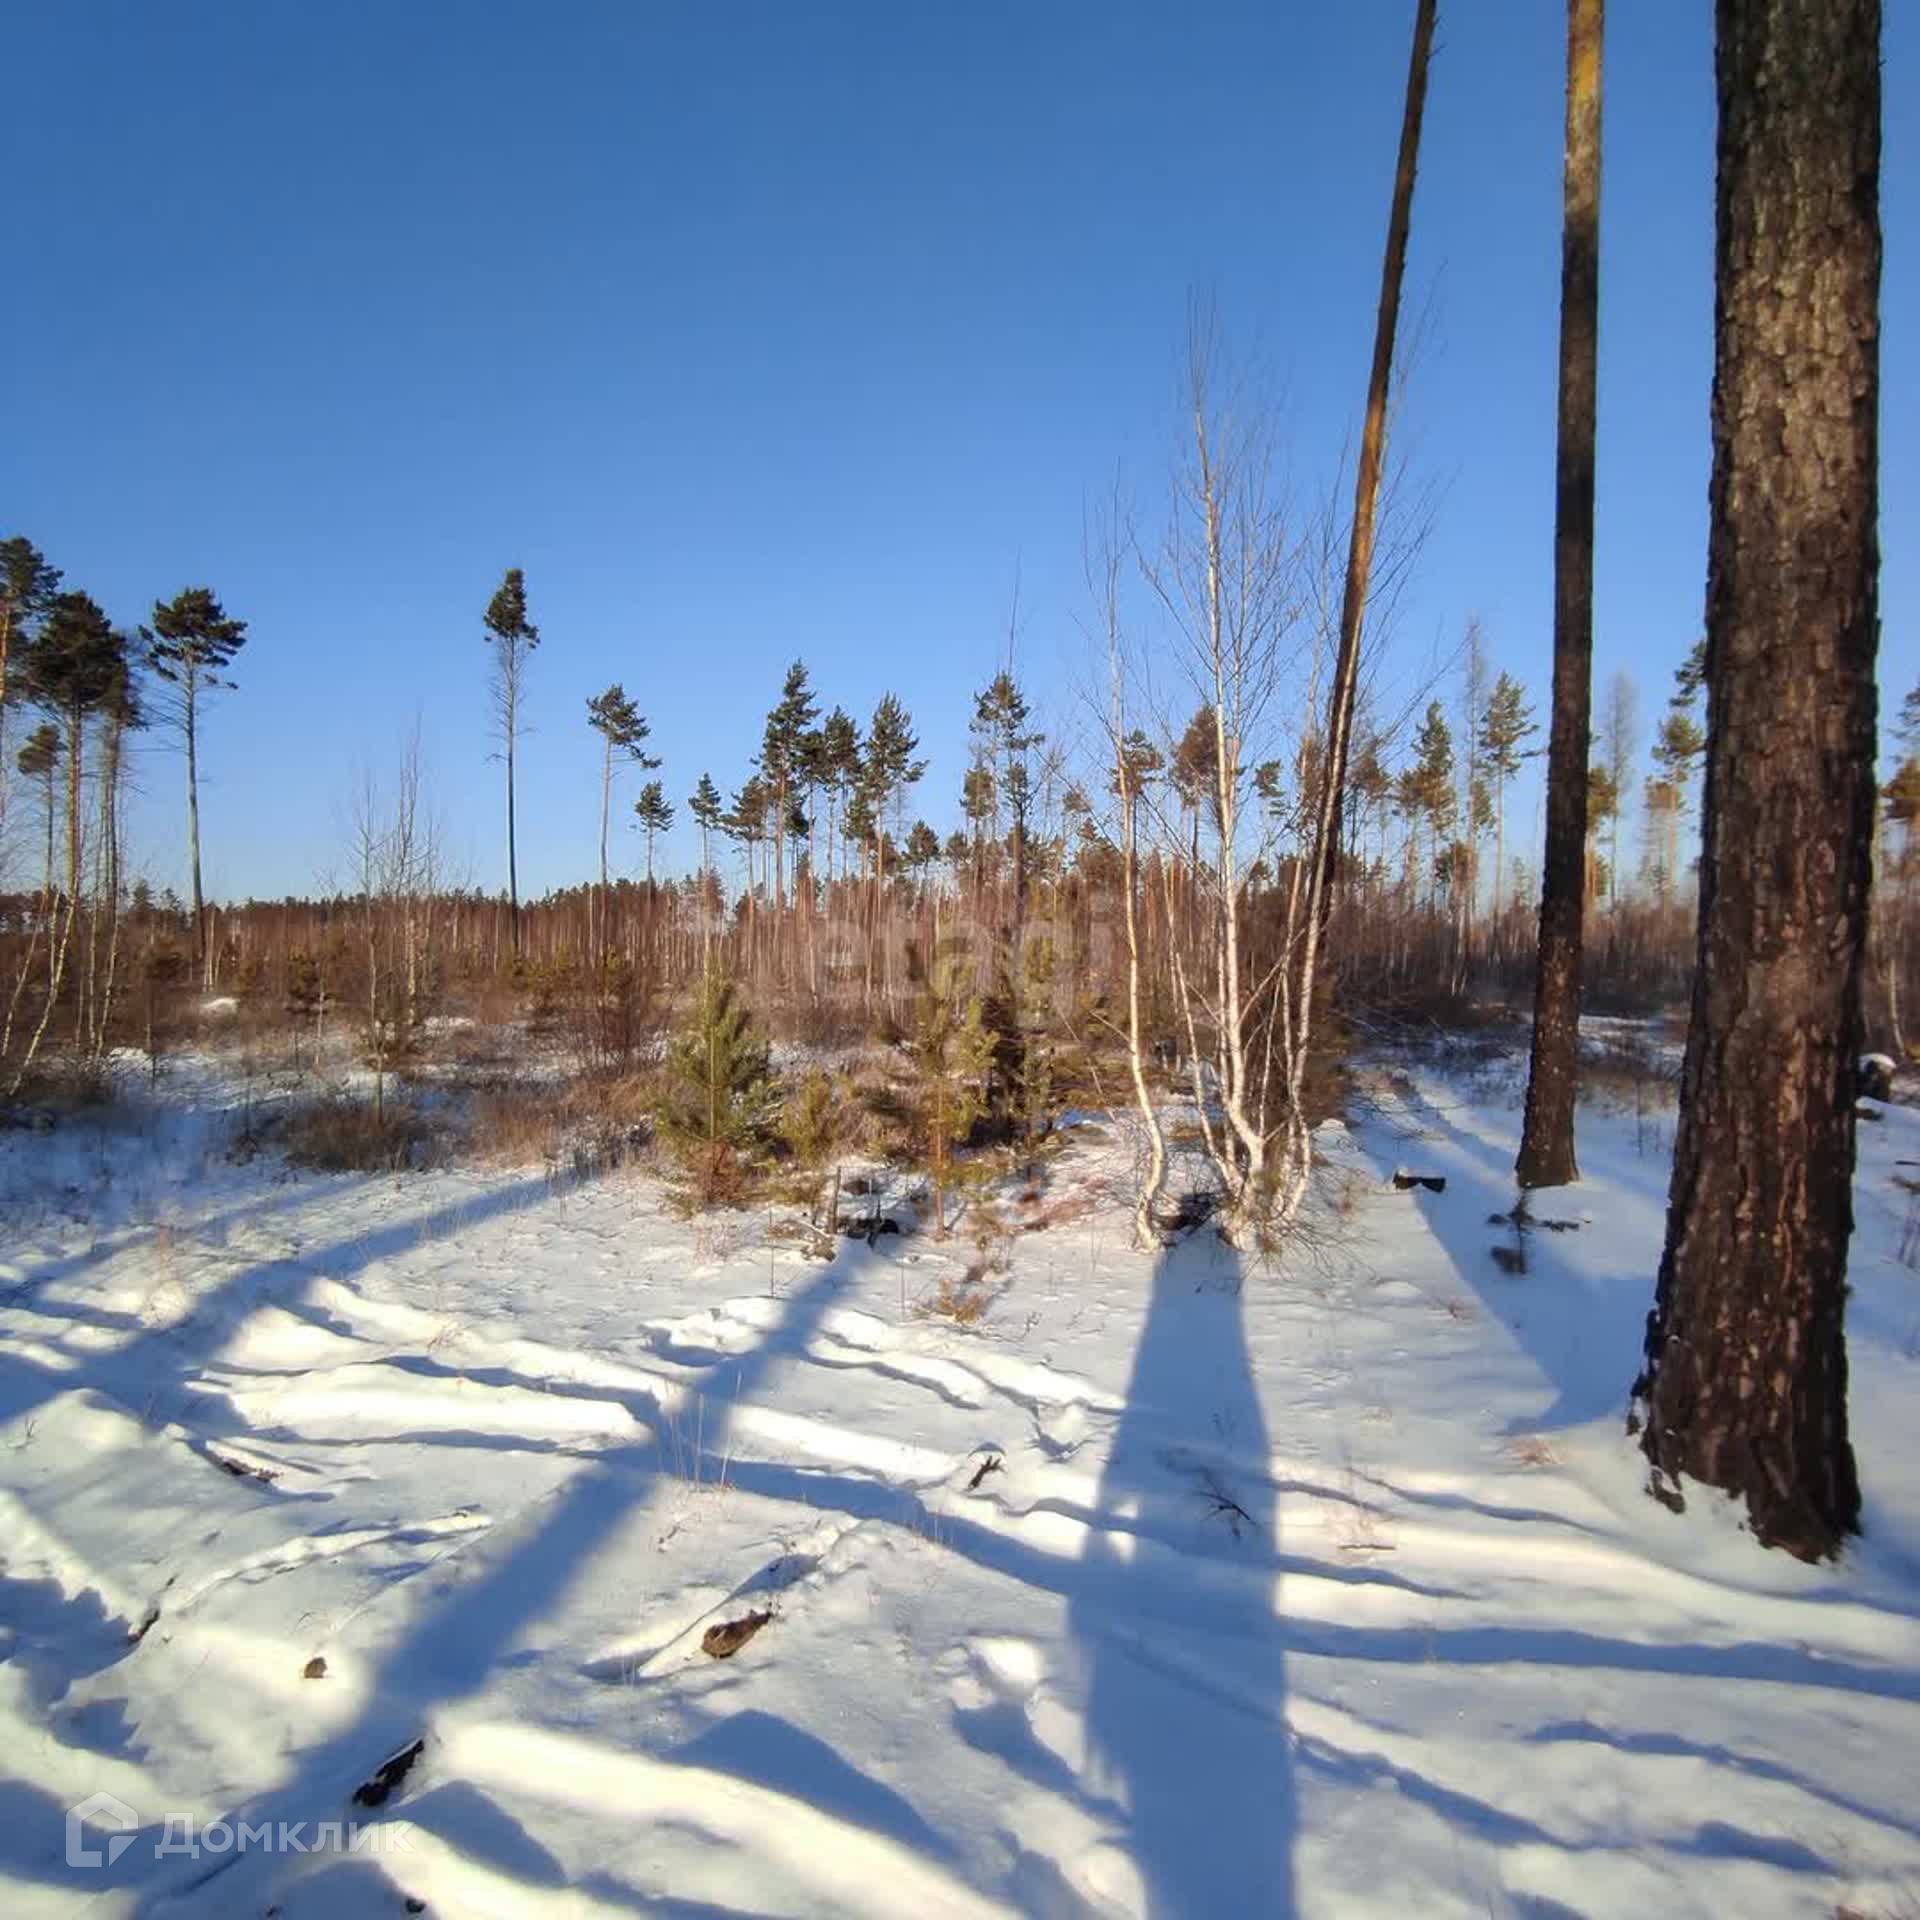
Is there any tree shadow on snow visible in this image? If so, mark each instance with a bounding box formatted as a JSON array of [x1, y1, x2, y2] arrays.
[[1356, 1076, 1648, 1432], [123, 1230, 898, 1916], [0, 1168, 569, 1436], [1071, 1234, 1297, 1917]]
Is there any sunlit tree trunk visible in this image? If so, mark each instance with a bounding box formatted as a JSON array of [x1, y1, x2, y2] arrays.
[[1518, 0, 1604, 1188], [1634, 0, 1879, 1561]]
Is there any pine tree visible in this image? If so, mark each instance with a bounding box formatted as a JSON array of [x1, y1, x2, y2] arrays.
[[727, 776, 772, 876], [1518, 0, 1605, 1191], [657, 965, 777, 1205], [1407, 701, 1457, 903], [815, 706, 860, 889], [1479, 671, 1538, 918], [586, 684, 658, 936], [1893, 677, 1920, 754], [0, 537, 61, 838], [1640, 772, 1683, 901], [482, 568, 539, 952], [960, 764, 996, 889], [27, 593, 125, 908], [633, 780, 674, 883], [1171, 705, 1220, 872], [985, 935, 1059, 1174], [91, 652, 144, 1051], [16, 721, 60, 904], [145, 585, 248, 979], [1634, 0, 1879, 1561], [1672, 634, 1707, 709], [1585, 763, 1619, 903], [1650, 706, 1706, 787], [858, 694, 926, 886], [1351, 729, 1394, 877], [758, 660, 818, 912], [971, 670, 1042, 923], [1649, 704, 1707, 893], [688, 772, 724, 878], [1885, 758, 1920, 830], [905, 820, 941, 886], [844, 787, 876, 874], [906, 944, 995, 1236], [1310, 0, 1439, 948]]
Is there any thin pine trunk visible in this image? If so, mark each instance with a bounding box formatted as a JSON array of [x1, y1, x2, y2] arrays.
[[1518, 0, 1604, 1188], [506, 723, 520, 957], [1309, 0, 1438, 948], [185, 689, 207, 984]]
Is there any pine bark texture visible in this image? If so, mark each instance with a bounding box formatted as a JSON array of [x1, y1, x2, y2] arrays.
[[1635, 0, 1879, 1561], [1518, 0, 1604, 1188]]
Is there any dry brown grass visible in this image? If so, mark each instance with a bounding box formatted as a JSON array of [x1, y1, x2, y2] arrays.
[[276, 1098, 441, 1173], [913, 1265, 995, 1326], [7, 1055, 115, 1116], [1012, 1175, 1110, 1234], [464, 1071, 658, 1174], [1325, 1164, 1371, 1219], [1577, 1034, 1679, 1112], [664, 1140, 754, 1215]]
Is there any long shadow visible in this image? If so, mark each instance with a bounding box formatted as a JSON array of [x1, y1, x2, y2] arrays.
[[0, 1167, 568, 1434], [130, 1230, 896, 1915], [1356, 1075, 1649, 1431], [0, 1165, 593, 1899], [98, 1210, 1920, 1910], [5, 1175, 346, 1304], [1071, 1235, 1296, 1917]]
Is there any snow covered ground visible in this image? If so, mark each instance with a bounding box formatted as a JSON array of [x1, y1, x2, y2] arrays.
[[2, 1040, 1918, 1918]]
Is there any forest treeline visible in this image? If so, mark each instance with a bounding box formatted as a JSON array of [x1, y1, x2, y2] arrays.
[[1, 529, 1914, 1104]]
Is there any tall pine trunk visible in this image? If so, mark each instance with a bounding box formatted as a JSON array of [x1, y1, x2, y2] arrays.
[[1518, 0, 1604, 1188], [1633, 0, 1879, 1562], [185, 691, 206, 984], [1308, 0, 1436, 938], [506, 726, 520, 957], [596, 731, 613, 960], [0, 599, 12, 848]]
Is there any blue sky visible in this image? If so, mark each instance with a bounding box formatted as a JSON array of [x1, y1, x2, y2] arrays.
[[8, 3, 1913, 901]]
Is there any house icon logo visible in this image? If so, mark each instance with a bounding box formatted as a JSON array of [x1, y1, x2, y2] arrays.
[[66, 1792, 138, 1869]]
